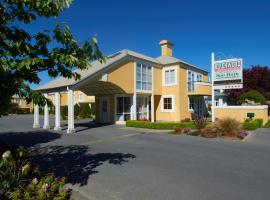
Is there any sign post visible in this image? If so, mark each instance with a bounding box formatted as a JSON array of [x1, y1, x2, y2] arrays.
[[211, 53, 243, 122], [211, 53, 215, 122]]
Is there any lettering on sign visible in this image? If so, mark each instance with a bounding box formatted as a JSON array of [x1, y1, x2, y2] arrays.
[[214, 59, 243, 82]]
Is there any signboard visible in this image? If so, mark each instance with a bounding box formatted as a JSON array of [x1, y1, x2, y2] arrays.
[[213, 83, 243, 90], [211, 53, 243, 122], [213, 58, 243, 83]]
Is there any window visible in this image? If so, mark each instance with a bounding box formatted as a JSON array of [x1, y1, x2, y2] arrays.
[[116, 96, 131, 121], [163, 66, 177, 85], [188, 70, 195, 92], [161, 95, 174, 112], [79, 93, 83, 101], [137, 96, 148, 120], [136, 63, 152, 91], [197, 73, 202, 82], [189, 97, 194, 110]]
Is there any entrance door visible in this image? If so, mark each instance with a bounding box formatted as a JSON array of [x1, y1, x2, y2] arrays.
[[100, 97, 109, 123], [194, 98, 203, 117]]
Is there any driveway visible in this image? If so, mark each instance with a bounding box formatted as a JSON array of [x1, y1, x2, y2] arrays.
[[1, 115, 270, 200]]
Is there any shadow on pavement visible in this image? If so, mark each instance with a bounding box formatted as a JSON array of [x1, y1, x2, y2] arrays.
[[0, 130, 61, 148], [74, 121, 111, 133], [33, 145, 136, 186]]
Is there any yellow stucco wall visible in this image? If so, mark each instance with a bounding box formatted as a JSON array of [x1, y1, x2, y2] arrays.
[[155, 65, 181, 122], [107, 61, 134, 94], [188, 83, 212, 96], [154, 64, 210, 122], [215, 106, 269, 125]]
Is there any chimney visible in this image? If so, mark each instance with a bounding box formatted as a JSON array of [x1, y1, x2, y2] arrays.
[[159, 40, 174, 56]]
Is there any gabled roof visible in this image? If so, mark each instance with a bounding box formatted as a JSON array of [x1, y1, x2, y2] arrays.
[[156, 55, 208, 73], [36, 49, 208, 91]]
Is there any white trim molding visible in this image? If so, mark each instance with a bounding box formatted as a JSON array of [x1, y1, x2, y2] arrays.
[[162, 65, 178, 86], [161, 95, 175, 113], [194, 82, 211, 86], [215, 105, 268, 109]]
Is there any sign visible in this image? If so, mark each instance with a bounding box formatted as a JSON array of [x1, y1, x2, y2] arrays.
[[211, 53, 244, 123], [213, 83, 243, 90], [214, 58, 243, 82]]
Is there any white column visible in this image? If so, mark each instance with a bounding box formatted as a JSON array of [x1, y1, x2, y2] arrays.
[[33, 104, 40, 128], [151, 94, 155, 122], [67, 89, 75, 134], [133, 93, 137, 120], [211, 52, 215, 122], [43, 93, 50, 129], [218, 98, 223, 107], [133, 61, 137, 121], [54, 92, 62, 131], [151, 65, 155, 122]]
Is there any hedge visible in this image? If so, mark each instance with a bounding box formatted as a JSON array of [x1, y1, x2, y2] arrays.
[[264, 120, 270, 128], [242, 118, 263, 131], [126, 120, 196, 129]]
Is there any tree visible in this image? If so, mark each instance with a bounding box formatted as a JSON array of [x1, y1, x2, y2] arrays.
[[238, 90, 266, 105], [226, 66, 270, 104], [0, 0, 104, 116]]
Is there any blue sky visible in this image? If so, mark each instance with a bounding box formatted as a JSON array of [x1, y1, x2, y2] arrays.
[[27, 0, 270, 88]]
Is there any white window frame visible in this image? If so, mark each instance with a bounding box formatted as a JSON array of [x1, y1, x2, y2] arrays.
[[161, 95, 175, 112], [78, 93, 83, 102], [136, 63, 153, 92], [188, 97, 195, 111], [163, 66, 177, 86], [196, 73, 203, 82], [114, 95, 132, 122]]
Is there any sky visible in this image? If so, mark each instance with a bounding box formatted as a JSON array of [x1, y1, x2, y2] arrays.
[[26, 0, 270, 88]]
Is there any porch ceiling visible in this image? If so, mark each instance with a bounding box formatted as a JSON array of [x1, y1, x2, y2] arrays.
[[78, 81, 127, 96]]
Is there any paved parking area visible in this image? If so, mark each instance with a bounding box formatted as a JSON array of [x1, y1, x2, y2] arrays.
[[1, 115, 270, 200]]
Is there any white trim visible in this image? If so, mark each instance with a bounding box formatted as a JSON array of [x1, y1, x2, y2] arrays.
[[151, 65, 155, 122], [194, 82, 211, 86], [133, 62, 137, 120], [188, 96, 195, 112], [161, 95, 175, 113], [215, 105, 268, 109], [115, 94, 133, 123], [162, 65, 178, 86]]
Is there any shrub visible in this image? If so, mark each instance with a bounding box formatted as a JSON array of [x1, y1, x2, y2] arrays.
[[79, 103, 91, 118], [201, 118, 242, 138], [264, 120, 270, 128], [74, 104, 80, 118], [173, 127, 192, 134], [238, 90, 266, 105], [126, 120, 196, 129], [0, 148, 72, 200], [254, 118, 263, 128], [60, 105, 68, 120], [237, 130, 248, 139], [181, 118, 191, 122], [242, 119, 262, 130], [201, 125, 219, 138], [216, 117, 241, 137], [11, 174, 71, 200], [194, 117, 207, 130]]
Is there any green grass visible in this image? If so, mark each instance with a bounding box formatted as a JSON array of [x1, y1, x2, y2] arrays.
[[126, 120, 196, 129]]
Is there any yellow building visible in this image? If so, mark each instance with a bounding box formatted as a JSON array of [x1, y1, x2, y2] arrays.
[[36, 40, 211, 132], [47, 91, 95, 107], [11, 95, 33, 112]]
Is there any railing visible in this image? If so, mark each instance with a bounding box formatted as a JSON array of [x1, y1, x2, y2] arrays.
[[187, 81, 212, 95]]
